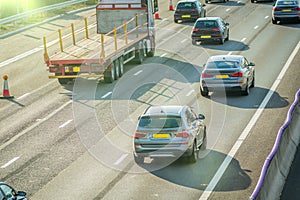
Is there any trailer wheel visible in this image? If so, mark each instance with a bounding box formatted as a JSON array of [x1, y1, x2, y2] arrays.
[[119, 57, 124, 77], [146, 38, 155, 57], [104, 63, 115, 83], [135, 48, 144, 64], [114, 59, 119, 80], [58, 78, 72, 85]]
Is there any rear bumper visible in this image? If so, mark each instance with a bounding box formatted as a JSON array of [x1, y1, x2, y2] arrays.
[[134, 144, 193, 158], [273, 14, 300, 21], [201, 83, 246, 92], [192, 35, 223, 42]]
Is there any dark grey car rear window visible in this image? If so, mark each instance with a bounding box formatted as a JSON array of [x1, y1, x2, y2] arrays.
[[177, 2, 197, 9], [195, 20, 218, 28], [206, 61, 239, 69], [138, 116, 181, 128], [277, 0, 298, 5]]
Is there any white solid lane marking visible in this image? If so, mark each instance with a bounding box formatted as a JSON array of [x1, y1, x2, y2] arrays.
[[160, 53, 167, 57], [59, 119, 73, 128], [265, 16, 269, 19], [1, 157, 20, 169], [17, 93, 31, 100], [186, 90, 194, 97], [134, 70, 143, 76], [199, 41, 300, 200], [101, 92, 112, 99], [114, 154, 128, 165], [227, 52, 232, 55], [241, 38, 246, 42], [181, 39, 188, 43], [254, 25, 259, 29]]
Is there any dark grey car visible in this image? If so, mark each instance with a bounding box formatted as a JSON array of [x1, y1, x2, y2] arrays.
[[200, 55, 255, 96], [191, 17, 229, 45], [174, 0, 206, 23], [272, 0, 300, 24], [133, 105, 207, 164]]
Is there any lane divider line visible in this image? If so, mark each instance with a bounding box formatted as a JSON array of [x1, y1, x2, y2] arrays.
[[265, 16, 269, 19], [160, 53, 167, 57], [17, 93, 31, 100], [241, 38, 247, 42], [199, 41, 300, 200], [227, 52, 232, 55], [101, 92, 112, 99], [181, 38, 188, 43], [134, 70, 143, 76], [186, 90, 195, 97], [59, 119, 73, 128], [254, 25, 259, 29], [114, 154, 128, 165], [1, 156, 20, 169]]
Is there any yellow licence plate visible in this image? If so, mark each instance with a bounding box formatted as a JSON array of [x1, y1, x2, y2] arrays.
[[153, 134, 170, 139], [182, 15, 191, 18], [201, 35, 211, 38], [282, 9, 291, 12], [216, 75, 229, 79], [73, 66, 81, 72]]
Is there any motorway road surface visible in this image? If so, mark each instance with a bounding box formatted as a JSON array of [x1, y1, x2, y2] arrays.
[[0, 0, 299, 199]]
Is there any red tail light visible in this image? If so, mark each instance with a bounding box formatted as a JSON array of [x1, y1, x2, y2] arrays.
[[192, 27, 200, 31], [212, 28, 220, 31], [175, 131, 189, 138], [273, 7, 281, 11], [134, 131, 147, 139], [230, 72, 243, 77], [202, 72, 213, 78], [292, 7, 300, 11]]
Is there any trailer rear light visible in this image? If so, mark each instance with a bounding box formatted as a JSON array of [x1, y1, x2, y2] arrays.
[[134, 131, 147, 139], [175, 131, 189, 138], [202, 72, 214, 78], [230, 72, 243, 77]]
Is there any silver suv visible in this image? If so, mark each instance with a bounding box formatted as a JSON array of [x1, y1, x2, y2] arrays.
[[133, 105, 207, 164]]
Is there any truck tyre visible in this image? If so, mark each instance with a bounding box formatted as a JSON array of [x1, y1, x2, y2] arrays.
[[135, 48, 144, 64], [118, 57, 124, 77], [104, 63, 115, 83], [58, 78, 72, 85], [114, 59, 120, 80], [146, 39, 155, 57]]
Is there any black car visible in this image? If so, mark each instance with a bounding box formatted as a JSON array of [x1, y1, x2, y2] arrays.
[[191, 17, 229, 45], [133, 105, 207, 164], [174, 0, 206, 23], [0, 182, 27, 200]]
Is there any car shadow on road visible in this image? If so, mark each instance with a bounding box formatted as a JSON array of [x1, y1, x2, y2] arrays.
[[139, 149, 251, 191], [194, 40, 250, 51], [203, 86, 289, 109]]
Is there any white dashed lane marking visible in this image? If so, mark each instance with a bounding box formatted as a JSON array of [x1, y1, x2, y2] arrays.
[[134, 70, 143, 76], [254, 25, 259, 29], [59, 119, 73, 128], [17, 93, 31, 100], [101, 92, 112, 99], [241, 38, 247, 42], [1, 156, 20, 169], [160, 53, 167, 57], [114, 154, 128, 165]]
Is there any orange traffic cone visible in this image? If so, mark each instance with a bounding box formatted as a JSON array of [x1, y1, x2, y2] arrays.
[[154, 12, 160, 19], [169, 0, 174, 11], [0, 75, 14, 99]]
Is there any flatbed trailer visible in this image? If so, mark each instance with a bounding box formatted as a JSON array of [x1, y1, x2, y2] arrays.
[[43, 0, 158, 84]]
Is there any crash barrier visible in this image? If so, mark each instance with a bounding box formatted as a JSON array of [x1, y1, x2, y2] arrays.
[[250, 88, 300, 200], [0, 0, 88, 25]]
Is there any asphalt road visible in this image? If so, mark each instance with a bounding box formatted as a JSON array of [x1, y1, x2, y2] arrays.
[[0, 0, 299, 199]]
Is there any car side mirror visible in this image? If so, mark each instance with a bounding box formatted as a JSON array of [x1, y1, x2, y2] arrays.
[[249, 62, 255, 66], [198, 114, 205, 120], [225, 22, 229, 26], [17, 191, 27, 196], [138, 116, 141, 120]]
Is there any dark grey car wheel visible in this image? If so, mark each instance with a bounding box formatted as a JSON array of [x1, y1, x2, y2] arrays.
[[241, 81, 250, 96], [134, 154, 144, 164]]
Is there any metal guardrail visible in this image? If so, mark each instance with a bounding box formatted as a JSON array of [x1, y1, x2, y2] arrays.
[[0, 0, 88, 25]]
